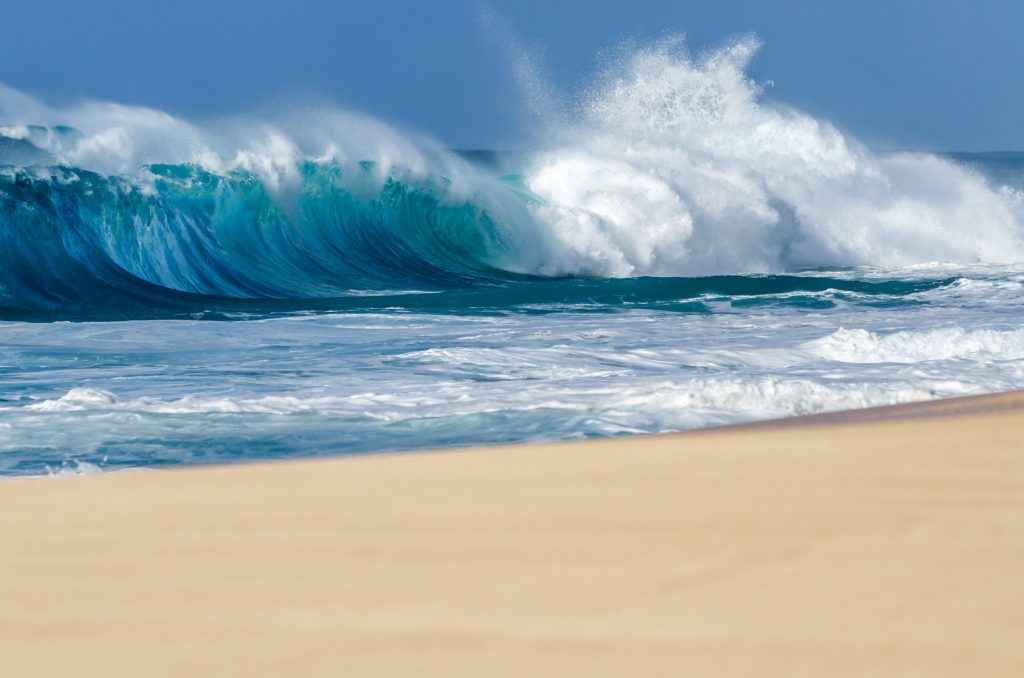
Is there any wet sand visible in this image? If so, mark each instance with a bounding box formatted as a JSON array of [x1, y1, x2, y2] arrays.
[[2, 391, 1023, 676]]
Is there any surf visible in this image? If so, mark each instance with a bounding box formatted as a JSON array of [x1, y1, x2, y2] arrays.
[[1, 36, 1022, 317]]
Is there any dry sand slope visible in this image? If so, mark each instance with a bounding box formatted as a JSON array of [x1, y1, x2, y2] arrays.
[[2, 392, 1024, 677]]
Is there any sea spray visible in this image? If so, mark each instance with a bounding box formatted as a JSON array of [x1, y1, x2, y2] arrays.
[[523, 37, 1024, 275]]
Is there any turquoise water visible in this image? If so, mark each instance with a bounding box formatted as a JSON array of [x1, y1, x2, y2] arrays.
[[3, 39, 1024, 475]]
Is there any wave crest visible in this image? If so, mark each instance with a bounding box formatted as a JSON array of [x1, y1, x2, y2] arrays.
[[1, 36, 1023, 314]]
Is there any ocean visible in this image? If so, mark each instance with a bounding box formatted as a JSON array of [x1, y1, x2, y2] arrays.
[[2, 39, 1024, 476]]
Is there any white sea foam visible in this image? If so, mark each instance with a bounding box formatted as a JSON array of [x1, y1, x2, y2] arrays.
[[805, 326, 1024, 363], [25, 387, 120, 412], [24, 388, 357, 415], [522, 37, 1024, 276], [8, 374, 972, 422], [45, 459, 104, 477], [598, 377, 940, 425]]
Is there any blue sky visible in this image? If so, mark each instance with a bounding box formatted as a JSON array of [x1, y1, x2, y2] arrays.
[[2, 0, 1021, 150]]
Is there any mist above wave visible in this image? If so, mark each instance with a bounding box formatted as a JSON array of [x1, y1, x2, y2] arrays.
[[524, 36, 1024, 275]]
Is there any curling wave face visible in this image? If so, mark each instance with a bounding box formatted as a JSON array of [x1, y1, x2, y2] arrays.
[[0, 161, 532, 313], [2, 37, 1024, 318]]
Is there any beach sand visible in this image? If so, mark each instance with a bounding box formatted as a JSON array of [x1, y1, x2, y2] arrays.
[[2, 391, 1023, 677]]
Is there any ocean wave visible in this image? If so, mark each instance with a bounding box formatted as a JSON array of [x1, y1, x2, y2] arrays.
[[2, 37, 1023, 316], [0, 161, 533, 312]]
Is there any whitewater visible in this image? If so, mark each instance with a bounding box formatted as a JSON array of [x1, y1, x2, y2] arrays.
[[2, 37, 1024, 475]]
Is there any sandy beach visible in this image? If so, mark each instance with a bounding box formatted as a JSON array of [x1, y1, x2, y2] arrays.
[[2, 391, 1023, 677]]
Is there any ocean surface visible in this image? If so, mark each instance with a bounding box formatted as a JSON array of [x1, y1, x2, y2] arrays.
[[3, 39, 1024, 476]]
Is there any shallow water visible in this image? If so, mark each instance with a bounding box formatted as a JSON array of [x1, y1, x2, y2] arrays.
[[3, 264, 1024, 475]]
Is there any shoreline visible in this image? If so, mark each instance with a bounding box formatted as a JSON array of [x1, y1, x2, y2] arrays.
[[2, 390, 1023, 676], [11, 389, 1024, 483], [708, 388, 1024, 430]]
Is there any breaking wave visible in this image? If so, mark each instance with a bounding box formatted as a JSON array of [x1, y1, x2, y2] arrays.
[[1, 37, 1023, 316]]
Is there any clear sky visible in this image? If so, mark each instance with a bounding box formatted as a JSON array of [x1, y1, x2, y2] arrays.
[[2, 0, 1021, 150]]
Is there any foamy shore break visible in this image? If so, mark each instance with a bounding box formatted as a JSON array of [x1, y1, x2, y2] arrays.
[[2, 392, 1023, 676]]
